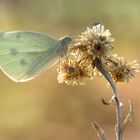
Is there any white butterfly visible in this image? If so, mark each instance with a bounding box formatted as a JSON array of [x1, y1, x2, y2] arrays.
[[0, 31, 72, 82]]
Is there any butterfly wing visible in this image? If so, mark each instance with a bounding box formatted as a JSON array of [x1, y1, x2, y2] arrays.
[[0, 31, 64, 82]]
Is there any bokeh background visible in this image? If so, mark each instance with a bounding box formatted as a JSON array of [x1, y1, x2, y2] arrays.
[[0, 0, 140, 140]]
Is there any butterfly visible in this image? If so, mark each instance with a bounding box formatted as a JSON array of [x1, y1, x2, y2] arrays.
[[0, 31, 72, 82]]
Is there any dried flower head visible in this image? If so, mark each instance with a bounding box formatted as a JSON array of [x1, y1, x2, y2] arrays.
[[72, 23, 114, 59], [57, 54, 94, 86], [106, 54, 139, 82], [57, 23, 139, 86]]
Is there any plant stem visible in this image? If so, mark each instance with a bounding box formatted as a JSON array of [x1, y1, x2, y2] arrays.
[[92, 121, 108, 140], [95, 58, 123, 140]]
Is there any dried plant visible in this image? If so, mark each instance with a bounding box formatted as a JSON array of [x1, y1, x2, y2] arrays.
[[57, 23, 139, 140]]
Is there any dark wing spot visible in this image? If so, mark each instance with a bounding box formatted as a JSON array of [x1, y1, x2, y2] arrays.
[[10, 48, 18, 56], [16, 34, 20, 38], [20, 59, 27, 65]]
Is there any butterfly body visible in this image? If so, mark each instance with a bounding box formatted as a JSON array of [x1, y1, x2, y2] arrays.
[[0, 31, 71, 82]]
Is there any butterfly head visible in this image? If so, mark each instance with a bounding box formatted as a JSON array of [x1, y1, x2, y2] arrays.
[[59, 36, 72, 48]]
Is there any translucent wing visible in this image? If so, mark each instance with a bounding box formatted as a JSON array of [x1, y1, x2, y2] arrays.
[[0, 31, 65, 82]]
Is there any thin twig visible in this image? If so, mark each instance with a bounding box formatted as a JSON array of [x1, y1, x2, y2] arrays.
[[120, 101, 135, 139], [95, 58, 123, 140], [101, 96, 115, 105], [92, 121, 108, 140]]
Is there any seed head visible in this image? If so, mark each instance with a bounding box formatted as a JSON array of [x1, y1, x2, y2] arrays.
[[57, 23, 138, 86], [106, 54, 139, 82], [57, 54, 94, 86], [72, 24, 114, 59]]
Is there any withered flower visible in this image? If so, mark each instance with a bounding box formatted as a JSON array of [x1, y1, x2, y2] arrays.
[[57, 22, 139, 140], [106, 54, 139, 82], [57, 54, 94, 86], [72, 23, 114, 59], [57, 23, 138, 86]]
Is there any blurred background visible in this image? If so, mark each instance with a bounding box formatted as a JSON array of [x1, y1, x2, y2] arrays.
[[0, 0, 140, 139]]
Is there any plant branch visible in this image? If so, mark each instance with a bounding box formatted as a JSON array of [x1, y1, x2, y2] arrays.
[[120, 101, 135, 138], [92, 121, 108, 140], [95, 58, 123, 140]]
